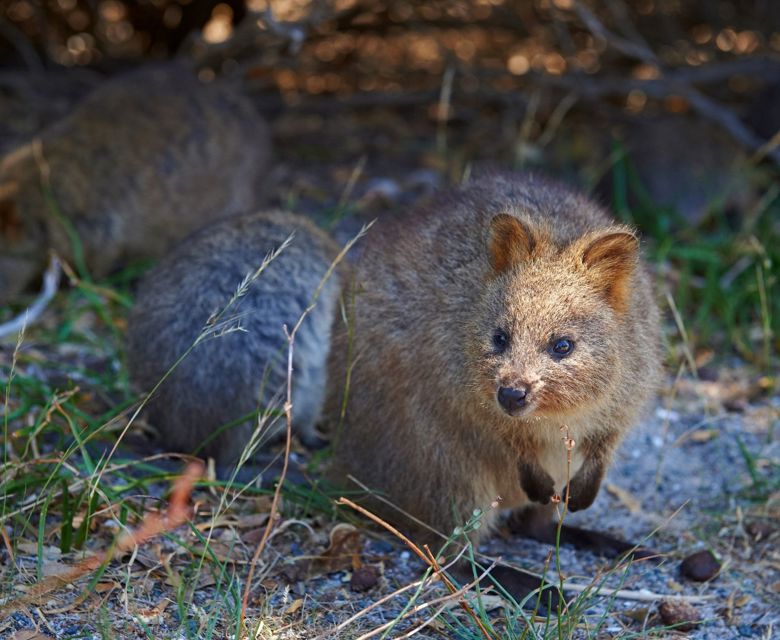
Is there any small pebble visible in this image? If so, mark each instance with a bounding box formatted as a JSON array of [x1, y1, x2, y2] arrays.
[[655, 408, 680, 421], [697, 366, 719, 382], [681, 549, 721, 582], [350, 565, 379, 592], [745, 520, 774, 541], [723, 398, 747, 412], [658, 600, 701, 632]]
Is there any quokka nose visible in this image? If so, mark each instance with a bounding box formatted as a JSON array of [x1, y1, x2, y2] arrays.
[[497, 386, 528, 414]]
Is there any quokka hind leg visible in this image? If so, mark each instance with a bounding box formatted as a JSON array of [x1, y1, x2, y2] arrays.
[[507, 503, 658, 561]]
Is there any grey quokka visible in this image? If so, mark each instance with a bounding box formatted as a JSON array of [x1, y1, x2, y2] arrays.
[[127, 211, 341, 465]]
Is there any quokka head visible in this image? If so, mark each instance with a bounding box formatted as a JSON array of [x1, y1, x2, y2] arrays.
[[470, 212, 641, 420]]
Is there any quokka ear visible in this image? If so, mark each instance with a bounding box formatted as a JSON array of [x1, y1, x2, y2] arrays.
[[580, 230, 639, 313], [488, 214, 535, 274]]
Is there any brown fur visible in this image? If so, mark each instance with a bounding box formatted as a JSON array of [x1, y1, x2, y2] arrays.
[[325, 171, 662, 547], [0, 64, 270, 304]]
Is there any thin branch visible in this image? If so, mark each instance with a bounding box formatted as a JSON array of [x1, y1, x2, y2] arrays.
[[682, 87, 780, 164], [0, 254, 61, 340], [604, 0, 654, 53], [572, 0, 658, 66], [566, 1, 780, 165], [561, 582, 715, 603], [537, 72, 780, 164], [537, 90, 579, 148], [0, 15, 44, 73]]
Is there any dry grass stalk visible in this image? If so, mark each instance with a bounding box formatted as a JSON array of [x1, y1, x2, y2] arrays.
[[239, 323, 299, 627], [337, 496, 497, 640], [239, 225, 370, 630], [352, 562, 499, 640], [312, 543, 474, 640]]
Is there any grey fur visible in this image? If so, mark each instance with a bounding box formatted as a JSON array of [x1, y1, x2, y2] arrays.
[[126, 210, 341, 465]]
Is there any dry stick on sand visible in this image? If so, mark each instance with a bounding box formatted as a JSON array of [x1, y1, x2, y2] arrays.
[[0, 461, 204, 618], [239, 224, 370, 629], [0, 254, 61, 340]]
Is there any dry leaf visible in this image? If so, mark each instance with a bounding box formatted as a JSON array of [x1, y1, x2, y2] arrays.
[[95, 581, 120, 593], [190, 540, 246, 564], [235, 512, 272, 528], [197, 573, 218, 590], [284, 598, 304, 615], [10, 631, 49, 640], [734, 594, 751, 607], [622, 606, 650, 622], [658, 600, 701, 632], [688, 429, 717, 443], [131, 550, 162, 569], [134, 598, 170, 624], [317, 523, 364, 574], [195, 512, 270, 532], [16, 543, 60, 559], [667, 579, 684, 592], [606, 483, 641, 513], [39, 561, 76, 578]]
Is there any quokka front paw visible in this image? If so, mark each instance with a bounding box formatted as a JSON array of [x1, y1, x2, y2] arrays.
[[562, 470, 602, 512], [519, 462, 556, 504]]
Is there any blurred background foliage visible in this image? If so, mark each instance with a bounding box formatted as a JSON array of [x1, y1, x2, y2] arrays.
[[1, 0, 778, 367]]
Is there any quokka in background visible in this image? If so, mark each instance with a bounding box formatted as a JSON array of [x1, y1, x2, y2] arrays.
[[0, 64, 271, 304]]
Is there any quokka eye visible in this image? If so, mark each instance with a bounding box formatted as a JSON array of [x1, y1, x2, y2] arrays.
[[549, 337, 574, 357], [492, 328, 509, 353]]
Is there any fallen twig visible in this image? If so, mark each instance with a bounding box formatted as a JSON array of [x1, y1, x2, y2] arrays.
[[0, 254, 61, 340], [560, 582, 715, 603]]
